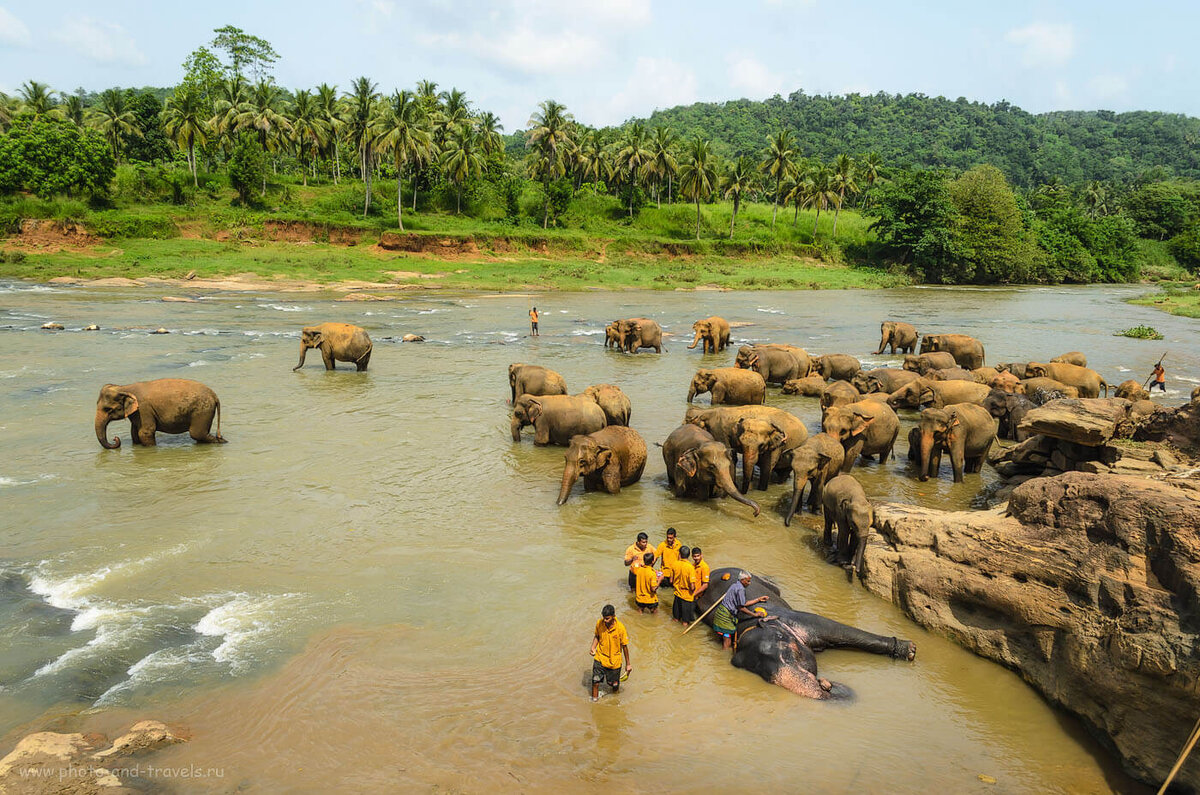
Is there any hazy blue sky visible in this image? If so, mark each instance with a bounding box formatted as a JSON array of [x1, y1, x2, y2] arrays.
[[1, 1, 1196, 131]]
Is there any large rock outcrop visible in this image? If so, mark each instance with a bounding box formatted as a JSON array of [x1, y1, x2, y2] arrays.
[[863, 472, 1200, 788]]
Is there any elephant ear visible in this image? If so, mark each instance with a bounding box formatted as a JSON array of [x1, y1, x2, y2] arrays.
[[526, 399, 543, 421], [919, 387, 935, 404], [119, 393, 139, 418], [816, 452, 832, 468], [595, 446, 614, 468], [770, 423, 788, 447], [677, 450, 699, 478], [850, 413, 875, 436]]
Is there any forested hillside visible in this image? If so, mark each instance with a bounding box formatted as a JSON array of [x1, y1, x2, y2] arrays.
[[642, 93, 1200, 187]]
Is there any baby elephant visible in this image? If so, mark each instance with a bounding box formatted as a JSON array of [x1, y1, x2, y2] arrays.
[[294, 323, 373, 371], [821, 474, 873, 573], [96, 379, 226, 448], [557, 426, 647, 505], [784, 433, 845, 526]]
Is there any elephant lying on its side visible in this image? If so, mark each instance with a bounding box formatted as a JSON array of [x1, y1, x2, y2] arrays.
[[294, 323, 373, 371], [557, 426, 647, 504], [902, 352, 957, 374], [697, 568, 916, 700], [509, 363, 568, 403], [781, 375, 827, 396], [96, 379, 226, 448], [1019, 377, 1079, 404], [886, 377, 990, 410], [1051, 351, 1088, 367], [511, 394, 606, 445], [875, 321, 918, 355], [1025, 362, 1108, 398], [661, 424, 760, 516], [851, 368, 920, 395]]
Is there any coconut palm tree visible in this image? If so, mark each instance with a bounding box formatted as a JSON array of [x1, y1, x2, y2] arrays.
[[416, 80, 439, 113], [830, 153, 858, 237], [476, 111, 504, 157], [60, 94, 85, 127], [434, 88, 470, 146], [858, 151, 882, 209], [315, 83, 344, 184], [345, 77, 380, 216], [373, 90, 432, 230], [575, 128, 609, 186], [761, 130, 797, 228], [648, 126, 678, 207], [88, 89, 141, 161], [678, 136, 717, 240], [208, 77, 247, 156], [289, 90, 329, 186], [527, 99, 573, 228], [0, 92, 16, 131], [1084, 181, 1108, 217], [808, 165, 837, 238], [721, 155, 756, 238], [163, 85, 209, 186], [18, 81, 57, 120], [614, 122, 652, 217], [441, 124, 484, 214], [235, 80, 293, 193]]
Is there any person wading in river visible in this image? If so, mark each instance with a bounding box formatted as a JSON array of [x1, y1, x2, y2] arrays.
[[634, 552, 662, 614], [670, 546, 699, 625], [624, 532, 655, 591], [529, 306, 539, 337], [656, 528, 681, 588], [712, 571, 772, 650], [691, 547, 710, 603], [1151, 362, 1167, 393], [590, 604, 630, 701]]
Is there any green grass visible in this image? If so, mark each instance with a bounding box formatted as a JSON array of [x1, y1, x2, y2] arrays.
[[1129, 285, 1200, 318], [1115, 324, 1164, 339]]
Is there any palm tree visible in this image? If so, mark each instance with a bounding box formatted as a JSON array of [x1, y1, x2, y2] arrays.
[[315, 83, 344, 184], [290, 90, 329, 186], [60, 94, 85, 127], [235, 80, 293, 192], [648, 126, 678, 206], [721, 155, 756, 238], [88, 89, 140, 161], [858, 151, 882, 209], [18, 81, 57, 120], [527, 99, 573, 228], [761, 130, 797, 228], [476, 111, 504, 157], [575, 128, 609, 186], [163, 85, 209, 186], [830, 153, 858, 237], [0, 92, 16, 131], [440, 124, 484, 214], [434, 88, 470, 146], [614, 122, 652, 217], [374, 90, 432, 229], [208, 77, 247, 156], [345, 77, 380, 216], [416, 79, 439, 111], [808, 165, 837, 239], [1084, 181, 1108, 217], [678, 136, 717, 240]]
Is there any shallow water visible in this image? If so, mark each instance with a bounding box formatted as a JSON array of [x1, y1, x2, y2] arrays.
[[2, 281, 1192, 791]]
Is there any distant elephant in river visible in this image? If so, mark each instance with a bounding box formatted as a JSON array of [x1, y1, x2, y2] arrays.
[[557, 426, 647, 504], [685, 405, 809, 493], [984, 388, 1033, 441], [784, 433, 845, 526], [619, 318, 664, 353], [782, 375, 827, 396], [1051, 351, 1088, 368], [852, 368, 920, 395], [688, 367, 766, 405], [294, 323, 373, 371], [511, 394, 606, 445], [919, 333, 985, 370], [661, 424, 760, 516], [1025, 362, 1108, 398], [875, 321, 919, 355], [820, 381, 861, 411], [604, 321, 622, 349], [908, 403, 996, 483], [821, 474, 873, 572], [1019, 377, 1080, 404], [581, 384, 631, 426], [925, 366, 976, 382], [886, 377, 990, 410], [994, 362, 1032, 379], [812, 354, 861, 382], [822, 401, 899, 473], [736, 344, 812, 384], [96, 379, 226, 448], [1115, 380, 1150, 402], [688, 316, 731, 354], [697, 568, 916, 699], [902, 352, 957, 374], [509, 363, 568, 403]]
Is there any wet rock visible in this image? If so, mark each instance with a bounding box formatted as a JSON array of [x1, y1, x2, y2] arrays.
[[401, 334, 425, 343], [151, 328, 169, 335], [92, 720, 184, 760], [864, 473, 1200, 789], [40, 322, 64, 330], [1017, 398, 1131, 446], [83, 324, 99, 331], [161, 296, 197, 303], [184, 270, 197, 280]]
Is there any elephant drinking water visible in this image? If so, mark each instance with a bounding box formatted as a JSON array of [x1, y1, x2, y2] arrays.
[[95, 379, 226, 448], [294, 323, 373, 371], [661, 424, 760, 516]]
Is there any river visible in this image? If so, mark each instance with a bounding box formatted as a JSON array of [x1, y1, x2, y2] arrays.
[[2, 281, 1193, 792]]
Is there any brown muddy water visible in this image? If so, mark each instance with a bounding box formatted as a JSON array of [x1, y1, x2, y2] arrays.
[[1, 281, 1194, 792]]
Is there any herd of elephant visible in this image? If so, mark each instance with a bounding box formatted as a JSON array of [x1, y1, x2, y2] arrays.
[[511, 318, 1142, 575]]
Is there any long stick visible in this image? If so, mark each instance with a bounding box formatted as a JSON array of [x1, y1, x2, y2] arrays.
[[681, 596, 722, 635], [1157, 715, 1200, 795]]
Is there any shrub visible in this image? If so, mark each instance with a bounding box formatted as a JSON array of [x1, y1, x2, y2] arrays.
[[228, 135, 267, 206], [1116, 325, 1164, 340]]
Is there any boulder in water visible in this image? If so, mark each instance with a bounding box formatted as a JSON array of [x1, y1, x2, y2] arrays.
[[40, 322, 64, 330], [402, 334, 425, 343]]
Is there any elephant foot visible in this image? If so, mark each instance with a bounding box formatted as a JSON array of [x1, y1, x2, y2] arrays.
[[824, 547, 839, 564], [891, 638, 917, 661], [818, 677, 832, 692]]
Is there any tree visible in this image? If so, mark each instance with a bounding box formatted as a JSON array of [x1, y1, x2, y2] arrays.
[[1083, 180, 1108, 217], [435, 88, 470, 146], [234, 80, 292, 193], [869, 169, 959, 281], [830, 153, 858, 237], [228, 133, 267, 205], [163, 85, 209, 186], [210, 25, 279, 80], [208, 77, 247, 156], [858, 151, 883, 208], [614, 122, 651, 217], [0, 118, 114, 198], [761, 129, 797, 228], [527, 99, 573, 228], [290, 89, 329, 186], [807, 165, 837, 238], [60, 94, 85, 127], [720, 155, 755, 238], [18, 81, 57, 120], [1169, 223, 1200, 274], [315, 83, 343, 183], [677, 136, 717, 240], [122, 91, 172, 163], [345, 77, 379, 216], [440, 124, 484, 214], [374, 90, 431, 229], [947, 164, 1040, 283], [87, 88, 140, 161], [574, 128, 609, 186], [649, 126, 677, 206], [476, 111, 504, 157], [0, 92, 16, 131]]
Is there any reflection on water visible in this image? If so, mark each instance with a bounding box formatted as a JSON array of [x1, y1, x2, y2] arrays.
[[2, 282, 1186, 791]]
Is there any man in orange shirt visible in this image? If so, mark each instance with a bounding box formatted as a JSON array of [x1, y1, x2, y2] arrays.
[[624, 532, 655, 591], [656, 528, 681, 587], [670, 545, 699, 625], [590, 604, 630, 701], [529, 306, 539, 336], [691, 547, 711, 603], [633, 552, 662, 613]]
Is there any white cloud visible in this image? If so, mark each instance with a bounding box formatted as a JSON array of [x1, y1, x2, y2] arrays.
[[601, 56, 697, 124], [54, 17, 146, 67], [423, 26, 604, 75], [1088, 74, 1129, 101], [1004, 22, 1075, 67], [727, 55, 786, 98], [0, 6, 31, 47]]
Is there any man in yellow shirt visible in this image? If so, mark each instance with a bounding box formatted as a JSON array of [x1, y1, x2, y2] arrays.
[[691, 547, 711, 603], [633, 552, 662, 613], [656, 527, 681, 587], [624, 532, 655, 591], [590, 604, 630, 701], [670, 545, 699, 625]]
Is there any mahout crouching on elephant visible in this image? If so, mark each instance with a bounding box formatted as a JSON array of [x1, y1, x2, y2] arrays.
[[511, 394, 606, 446], [557, 426, 647, 504], [697, 568, 916, 699], [96, 379, 226, 448], [661, 424, 760, 516], [294, 323, 373, 371]]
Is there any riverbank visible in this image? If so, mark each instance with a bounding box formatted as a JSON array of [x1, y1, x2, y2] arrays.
[[1128, 283, 1200, 318]]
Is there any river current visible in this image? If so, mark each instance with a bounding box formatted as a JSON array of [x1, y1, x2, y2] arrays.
[[2, 281, 1194, 792]]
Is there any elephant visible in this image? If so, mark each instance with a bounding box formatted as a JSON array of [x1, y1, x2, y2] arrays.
[[852, 368, 921, 395], [95, 379, 226, 448], [886, 377, 990, 410], [696, 568, 917, 700], [920, 333, 985, 369], [909, 403, 997, 483], [1192, 385, 1200, 402], [902, 352, 957, 374], [924, 367, 976, 382], [822, 400, 900, 473], [1025, 362, 1109, 398], [812, 354, 862, 382], [1114, 380, 1150, 402], [1019, 377, 1080, 404], [687, 316, 731, 354], [604, 321, 622, 349], [619, 318, 664, 354], [580, 384, 632, 426], [688, 367, 766, 406], [820, 380, 861, 411], [995, 362, 1032, 379], [782, 375, 827, 396], [784, 433, 845, 526], [661, 424, 760, 516], [556, 426, 647, 504], [509, 363, 568, 403], [984, 388, 1034, 441], [1051, 351, 1088, 368], [735, 344, 812, 385], [685, 405, 809, 493], [989, 370, 1023, 393], [511, 394, 606, 445], [294, 323, 373, 371], [875, 321, 919, 355], [971, 366, 1001, 385], [821, 474, 873, 572]]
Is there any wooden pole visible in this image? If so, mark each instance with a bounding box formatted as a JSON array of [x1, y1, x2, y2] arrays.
[[1157, 715, 1200, 795]]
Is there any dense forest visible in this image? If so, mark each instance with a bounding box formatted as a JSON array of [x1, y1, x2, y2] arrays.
[[2, 26, 1200, 286]]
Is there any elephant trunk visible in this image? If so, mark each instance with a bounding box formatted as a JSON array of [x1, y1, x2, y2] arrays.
[[557, 464, 579, 505], [917, 430, 935, 482], [687, 386, 696, 402], [784, 475, 807, 527], [510, 415, 524, 442], [874, 333, 888, 355], [293, 342, 308, 371], [95, 412, 120, 449], [687, 330, 701, 349], [715, 464, 760, 517], [740, 447, 759, 494]]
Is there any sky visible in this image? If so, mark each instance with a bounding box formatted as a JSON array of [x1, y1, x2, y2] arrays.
[[0, 0, 1197, 132]]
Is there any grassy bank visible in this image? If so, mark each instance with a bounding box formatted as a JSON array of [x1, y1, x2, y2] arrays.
[[1129, 284, 1200, 318]]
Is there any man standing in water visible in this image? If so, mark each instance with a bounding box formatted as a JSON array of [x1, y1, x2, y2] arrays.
[[1151, 361, 1167, 393], [712, 571, 772, 650], [634, 552, 661, 613], [670, 546, 699, 625], [691, 547, 710, 603], [590, 604, 630, 701], [656, 528, 681, 588], [529, 306, 539, 337], [624, 532, 655, 591]]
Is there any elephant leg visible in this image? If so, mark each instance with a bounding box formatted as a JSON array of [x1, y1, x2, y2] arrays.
[[136, 419, 157, 446], [951, 446, 965, 482], [840, 440, 864, 473], [356, 350, 371, 372], [822, 511, 835, 549], [533, 422, 551, 446], [189, 411, 221, 443], [787, 613, 916, 660], [600, 463, 622, 495], [808, 476, 825, 511], [321, 346, 336, 370], [835, 517, 852, 564]]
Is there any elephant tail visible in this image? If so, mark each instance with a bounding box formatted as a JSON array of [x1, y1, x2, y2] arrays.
[[1100, 378, 1109, 397], [215, 401, 227, 443], [355, 342, 373, 365]]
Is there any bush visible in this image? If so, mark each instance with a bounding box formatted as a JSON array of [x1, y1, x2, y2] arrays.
[[1116, 325, 1164, 340], [0, 118, 115, 199], [1168, 224, 1200, 274], [228, 135, 267, 206]]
